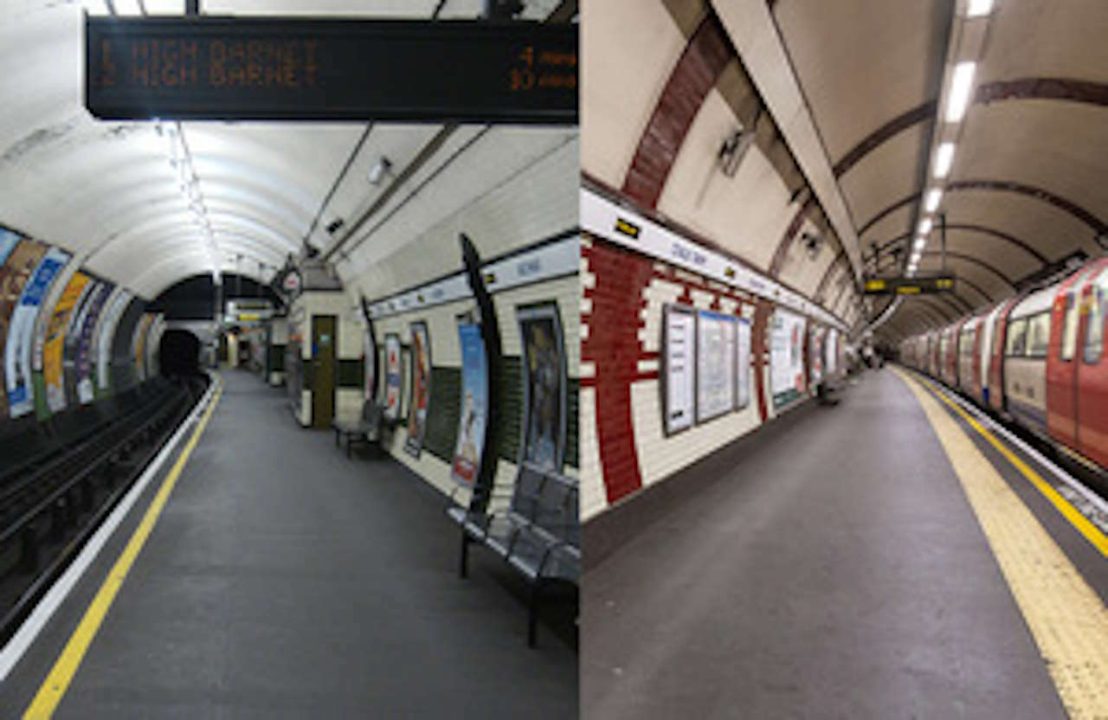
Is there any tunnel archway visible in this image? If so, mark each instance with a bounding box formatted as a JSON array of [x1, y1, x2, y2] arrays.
[[159, 329, 202, 378]]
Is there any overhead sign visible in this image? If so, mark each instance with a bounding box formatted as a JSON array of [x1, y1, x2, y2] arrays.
[[863, 276, 956, 295], [85, 17, 577, 124]]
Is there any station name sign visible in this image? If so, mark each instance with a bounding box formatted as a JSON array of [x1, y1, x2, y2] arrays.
[[863, 276, 956, 295], [85, 17, 577, 124]]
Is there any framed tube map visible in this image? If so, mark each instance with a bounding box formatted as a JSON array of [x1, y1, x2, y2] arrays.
[[404, 321, 431, 458], [663, 304, 696, 435], [695, 309, 737, 424], [770, 308, 807, 408], [518, 303, 566, 472], [451, 321, 488, 486]]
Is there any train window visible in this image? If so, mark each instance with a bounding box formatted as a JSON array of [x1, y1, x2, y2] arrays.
[[1085, 288, 1104, 364], [960, 329, 974, 357], [1026, 312, 1050, 358], [1006, 318, 1028, 356], [1060, 294, 1079, 361]]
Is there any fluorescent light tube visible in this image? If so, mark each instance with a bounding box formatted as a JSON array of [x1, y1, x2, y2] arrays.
[[967, 0, 993, 17], [918, 217, 933, 236], [934, 143, 955, 178], [913, 237, 926, 251], [925, 188, 943, 213], [946, 62, 977, 122]]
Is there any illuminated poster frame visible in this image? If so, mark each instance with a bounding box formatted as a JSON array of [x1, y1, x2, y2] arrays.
[[6, 247, 68, 417], [96, 288, 131, 392], [451, 320, 488, 487], [0, 240, 47, 419], [404, 321, 431, 458], [43, 271, 90, 413], [75, 283, 114, 404], [770, 308, 807, 408], [662, 303, 696, 436], [735, 317, 752, 411], [517, 303, 567, 472], [383, 333, 402, 422], [695, 309, 737, 424]]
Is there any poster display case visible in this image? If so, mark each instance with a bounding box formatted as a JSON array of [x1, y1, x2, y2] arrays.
[[770, 308, 807, 408], [404, 322, 431, 458], [451, 321, 488, 486], [695, 309, 737, 424], [663, 304, 696, 435], [517, 303, 567, 472]]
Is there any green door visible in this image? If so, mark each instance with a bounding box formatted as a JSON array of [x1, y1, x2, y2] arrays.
[[312, 315, 337, 428]]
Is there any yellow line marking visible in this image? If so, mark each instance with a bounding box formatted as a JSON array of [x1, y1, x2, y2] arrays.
[[894, 368, 1108, 719], [24, 384, 223, 720], [916, 371, 1108, 558]]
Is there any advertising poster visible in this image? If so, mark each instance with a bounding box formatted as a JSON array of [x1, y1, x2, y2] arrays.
[[75, 283, 113, 404], [696, 310, 737, 423], [0, 240, 47, 418], [133, 313, 155, 382], [384, 333, 402, 421], [451, 322, 488, 486], [43, 271, 89, 413], [825, 329, 839, 375], [770, 309, 807, 408], [6, 247, 68, 417], [404, 322, 432, 458], [518, 304, 566, 471], [664, 304, 696, 435], [736, 318, 752, 410], [96, 289, 131, 391], [809, 327, 824, 386]]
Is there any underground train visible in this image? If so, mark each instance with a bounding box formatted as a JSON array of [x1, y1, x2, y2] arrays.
[[899, 257, 1108, 471]]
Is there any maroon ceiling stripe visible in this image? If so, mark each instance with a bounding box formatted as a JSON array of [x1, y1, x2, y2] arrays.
[[948, 179, 1107, 236], [621, 14, 733, 210], [976, 77, 1108, 108], [832, 100, 937, 179]]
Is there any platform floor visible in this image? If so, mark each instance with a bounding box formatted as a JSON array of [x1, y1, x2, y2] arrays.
[[582, 368, 1107, 719], [0, 371, 576, 718]]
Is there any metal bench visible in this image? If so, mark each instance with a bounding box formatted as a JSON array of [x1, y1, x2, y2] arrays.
[[331, 401, 384, 459], [448, 461, 580, 647]]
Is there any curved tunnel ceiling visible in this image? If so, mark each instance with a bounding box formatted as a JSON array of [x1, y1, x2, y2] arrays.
[[0, 0, 571, 302], [766, 0, 1108, 343]]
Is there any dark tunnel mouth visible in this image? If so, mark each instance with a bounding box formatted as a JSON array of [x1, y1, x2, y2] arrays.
[[159, 329, 202, 378]]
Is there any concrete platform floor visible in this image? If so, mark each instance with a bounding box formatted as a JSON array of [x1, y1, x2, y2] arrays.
[[582, 369, 1085, 720], [0, 371, 577, 718]]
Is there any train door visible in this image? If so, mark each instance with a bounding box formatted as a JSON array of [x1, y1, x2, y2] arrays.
[[1076, 263, 1108, 465], [958, 320, 976, 394], [1046, 271, 1089, 447], [311, 314, 337, 429], [989, 299, 1017, 412], [979, 305, 999, 406]]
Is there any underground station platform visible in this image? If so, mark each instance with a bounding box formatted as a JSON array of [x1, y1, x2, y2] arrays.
[[581, 367, 1108, 720], [0, 372, 577, 719]]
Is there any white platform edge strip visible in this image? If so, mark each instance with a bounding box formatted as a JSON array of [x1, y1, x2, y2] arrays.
[[0, 374, 221, 682], [926, 375, 1108, 517]]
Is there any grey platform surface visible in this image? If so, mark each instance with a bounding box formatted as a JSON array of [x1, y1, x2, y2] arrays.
[[582, 369, 1069, 720], [2, 371, 576, 718]]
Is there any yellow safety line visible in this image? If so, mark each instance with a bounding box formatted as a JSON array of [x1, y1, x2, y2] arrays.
[[894, 368, 1108, 719], [24, 384, 224, 720], [916, 371, 1108, 558]]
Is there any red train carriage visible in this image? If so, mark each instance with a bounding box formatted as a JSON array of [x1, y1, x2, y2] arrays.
[[898, 258, 1108, 472]]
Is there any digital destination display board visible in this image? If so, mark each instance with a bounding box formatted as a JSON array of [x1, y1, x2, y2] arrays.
[[863, 276, 956, 296], [85, 17, 577, 124]]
